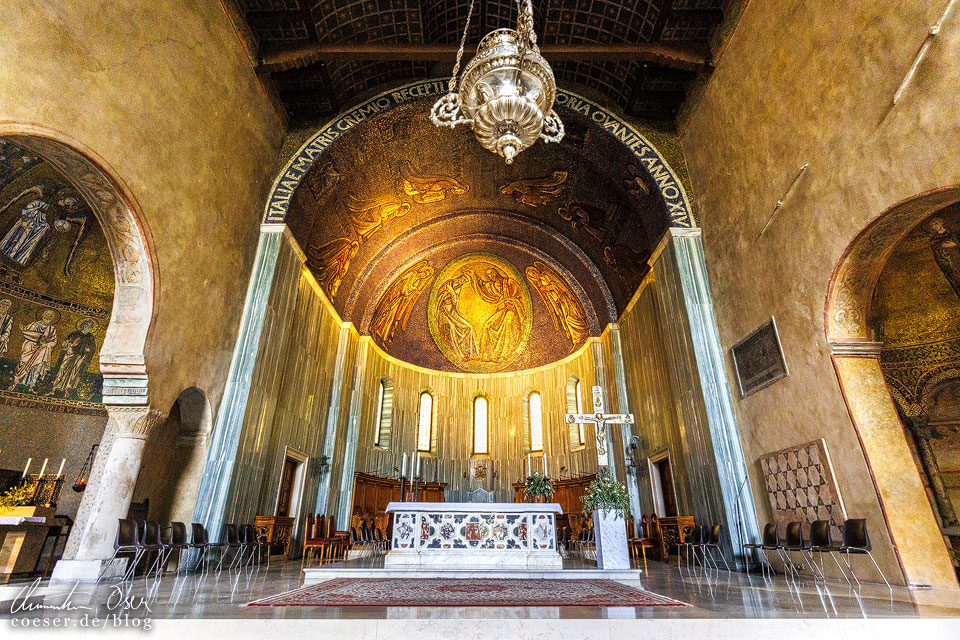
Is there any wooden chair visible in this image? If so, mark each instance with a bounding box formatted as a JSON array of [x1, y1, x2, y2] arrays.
[[628, 514, 656, 572], [568, 514, 583, 557], [301, 513, 324, 573]]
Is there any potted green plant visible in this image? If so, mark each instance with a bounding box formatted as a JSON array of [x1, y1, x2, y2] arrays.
[[0, 482, 35, 515], [523, 471, 553, 503], [581, 468, 631, 569]]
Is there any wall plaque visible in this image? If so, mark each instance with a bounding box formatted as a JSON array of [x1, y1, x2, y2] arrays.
[[731, 317, 788, 397]]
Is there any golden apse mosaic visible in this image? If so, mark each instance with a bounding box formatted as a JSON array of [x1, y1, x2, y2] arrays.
[[284, 100, 666, 372]]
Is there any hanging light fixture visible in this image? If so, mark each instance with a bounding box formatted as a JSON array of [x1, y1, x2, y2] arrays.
[[430, 0, 564, 164]]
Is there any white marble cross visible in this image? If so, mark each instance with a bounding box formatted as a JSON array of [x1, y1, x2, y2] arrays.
[[564, 385, 634, 468]]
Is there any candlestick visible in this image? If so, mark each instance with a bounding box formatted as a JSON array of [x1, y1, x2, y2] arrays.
[[56, 458, 65, 477], [38, 458, 49, 477], [22, 457, 31, 478]]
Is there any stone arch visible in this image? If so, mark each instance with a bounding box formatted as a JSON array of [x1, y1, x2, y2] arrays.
[[0, 125, 155, 403], [824, 186, 960, 344], [824, 186, 960, 589], [262, 79, 695, 230]]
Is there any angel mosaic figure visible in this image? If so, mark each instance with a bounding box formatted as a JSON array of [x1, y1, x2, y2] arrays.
[[399, 163, 468, 204], [348, 195, 411, 243], [525, 262, 589, 349], [308, 237, 360, 299], [499, 170, 567, 207], [557, 202, 606, 242], [12, 308, 58, 392], [370, 261, 434, 346]]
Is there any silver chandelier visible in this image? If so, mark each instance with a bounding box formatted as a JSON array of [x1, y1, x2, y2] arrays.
[[430, 0, 564, 164]]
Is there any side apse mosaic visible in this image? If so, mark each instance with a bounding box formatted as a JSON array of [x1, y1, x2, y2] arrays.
[[0, 140, 113, 412]]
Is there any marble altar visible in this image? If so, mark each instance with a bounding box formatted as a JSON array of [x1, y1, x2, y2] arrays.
[[384, 502, 563, 569]]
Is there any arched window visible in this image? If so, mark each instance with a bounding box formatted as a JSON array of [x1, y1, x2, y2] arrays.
[[566, 376, 585, 449], [374, 377, 393, 448], [473, 396, 489, 455], [417, 391, 433, 452], [528, 391, 544, 452]]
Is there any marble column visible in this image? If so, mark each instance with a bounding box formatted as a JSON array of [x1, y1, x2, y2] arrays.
[[335, 338, 369, 526], [313, 324, 354, 515], [51, 407, 164, 582], [606, 324, 643, 518], [907, 416, 959, 528], [652, 228, 760, 567], [192, 226, 303, 540]]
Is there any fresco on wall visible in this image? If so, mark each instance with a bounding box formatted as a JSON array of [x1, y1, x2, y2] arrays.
[[0, 140, 113, 413]]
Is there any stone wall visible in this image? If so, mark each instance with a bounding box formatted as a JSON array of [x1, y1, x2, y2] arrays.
[[680, 1, 960, 586]]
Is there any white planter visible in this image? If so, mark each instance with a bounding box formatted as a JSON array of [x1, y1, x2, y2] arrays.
[[594, 508, 630, 570]]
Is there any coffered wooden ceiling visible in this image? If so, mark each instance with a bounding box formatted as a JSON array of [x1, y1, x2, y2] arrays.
[[234, 0, 733, 124]]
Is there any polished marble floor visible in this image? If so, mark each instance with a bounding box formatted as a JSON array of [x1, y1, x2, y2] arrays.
[[1, 555, 958, 622]]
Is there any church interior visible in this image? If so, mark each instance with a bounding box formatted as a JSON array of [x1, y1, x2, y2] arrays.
[[1, 1, 959, 637]]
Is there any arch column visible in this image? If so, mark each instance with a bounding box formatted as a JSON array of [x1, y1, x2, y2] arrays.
[[51, 407, 164, 582]]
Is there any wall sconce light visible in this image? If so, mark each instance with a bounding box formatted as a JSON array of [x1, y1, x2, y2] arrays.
[[72, 444, 98, 492], [311, 455, 330, 475]]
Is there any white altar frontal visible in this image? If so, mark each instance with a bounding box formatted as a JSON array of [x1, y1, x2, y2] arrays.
[[384, 502, 563, 569]]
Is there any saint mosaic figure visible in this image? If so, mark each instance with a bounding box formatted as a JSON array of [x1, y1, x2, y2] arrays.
[[466, 265, 527, 364], [0, 182, 54, 266], [927, 216, 960, 298], [308, 237, 360, 299], [49, 318, 97, 398], [11, 308, 58, 392], [499, 171, 568, 207], [0, 298, 13, 356], [399, 163, 468, 204], [434, 273, 478, 363], [348, 195, 411, 243], [370, 260, 435, 346], [525, 261, 590, 350]]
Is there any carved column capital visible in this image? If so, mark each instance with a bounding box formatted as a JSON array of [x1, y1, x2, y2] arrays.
[[105, 406, 165, 439]]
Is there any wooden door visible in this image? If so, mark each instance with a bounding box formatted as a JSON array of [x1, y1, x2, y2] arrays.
[[276, 457, 298, 517], [655, 458, 678, 517]]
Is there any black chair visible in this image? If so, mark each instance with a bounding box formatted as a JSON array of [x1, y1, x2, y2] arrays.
[[743, 522, 778, 577], [702, 524, 731, 571], [806, 519, 850, 585], [783, 521, 819, 579], [140, 520, 165, 577], [163, 522, 190, 573], [238, 524, 260, 567], [838, 519, 891, 590], [189, 523, 212, 573], [679, 525, 705, 570], [215, 523, 243, 571], [98, 518, 143, 583]]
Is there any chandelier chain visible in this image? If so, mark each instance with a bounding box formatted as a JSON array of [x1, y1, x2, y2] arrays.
[[449, 0, 478, 93]]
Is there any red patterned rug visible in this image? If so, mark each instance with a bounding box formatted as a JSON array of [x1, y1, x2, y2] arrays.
[[248, 578, 688, 608]]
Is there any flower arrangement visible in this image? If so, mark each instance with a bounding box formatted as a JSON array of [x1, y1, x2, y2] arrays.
[[581, 467, 630, 519], [0, 482, 34, 508], [523, 471, 554, 501]]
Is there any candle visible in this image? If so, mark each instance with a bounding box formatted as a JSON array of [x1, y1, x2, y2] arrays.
[[38, 458, 49, 477], [22, 457, 31, 478], [527, 453, 532, 477], [416, 452, 421, 477], [543, 454, 548, 478], [401, 452, 408, 477], [56, 458, 65, 477]]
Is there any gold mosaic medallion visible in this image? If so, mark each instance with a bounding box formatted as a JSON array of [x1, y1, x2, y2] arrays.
[[428, 253, 533, 372]]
